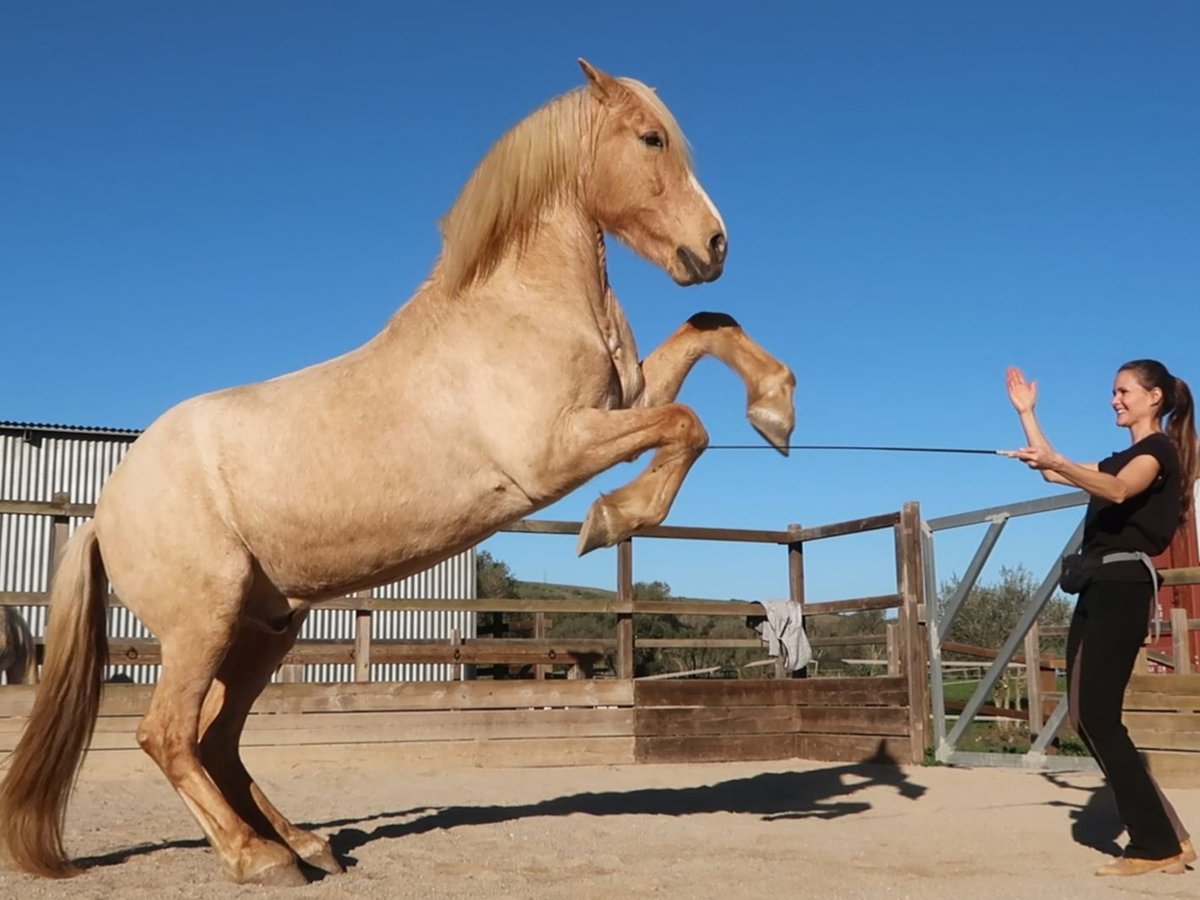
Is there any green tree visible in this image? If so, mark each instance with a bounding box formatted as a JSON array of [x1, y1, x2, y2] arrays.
[[939, 564, 1071, 650], [476, 549, 519, 599]]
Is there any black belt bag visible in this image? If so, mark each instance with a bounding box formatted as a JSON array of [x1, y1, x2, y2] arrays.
[[1059, 550, 1160, 595]]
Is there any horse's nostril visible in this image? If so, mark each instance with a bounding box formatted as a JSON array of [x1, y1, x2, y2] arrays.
[[709, 232, 727, 260]]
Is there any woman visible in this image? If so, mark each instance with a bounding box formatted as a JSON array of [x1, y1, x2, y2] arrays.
[[1006, 359, 1198, 876]]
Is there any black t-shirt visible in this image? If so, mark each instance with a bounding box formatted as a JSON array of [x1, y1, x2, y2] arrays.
[[1082, 432, 1182, 561]]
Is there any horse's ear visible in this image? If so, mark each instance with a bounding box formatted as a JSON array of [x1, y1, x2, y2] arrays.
[[578, 58, 617, 102]]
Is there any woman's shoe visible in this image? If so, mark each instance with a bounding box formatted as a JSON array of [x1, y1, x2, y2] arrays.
[[1179, 839, 1196, 866], [1095, 855, 1186, 877]]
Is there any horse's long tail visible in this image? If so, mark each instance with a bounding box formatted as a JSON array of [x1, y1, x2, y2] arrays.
[[0, 521, 107, 877]]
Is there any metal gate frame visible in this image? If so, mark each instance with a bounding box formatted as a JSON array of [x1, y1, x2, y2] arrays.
[[921, 490, 1100, 771]]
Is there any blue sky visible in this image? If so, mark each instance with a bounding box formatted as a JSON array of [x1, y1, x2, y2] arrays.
[[2, 1, 1197, 603]]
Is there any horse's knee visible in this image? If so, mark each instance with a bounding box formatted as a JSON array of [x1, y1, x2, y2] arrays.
[[667, 405, 708, 450]]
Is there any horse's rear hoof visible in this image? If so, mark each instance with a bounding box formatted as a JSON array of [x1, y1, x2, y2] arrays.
[[301, 845, 345, 875], [244, 860, 308, 887]]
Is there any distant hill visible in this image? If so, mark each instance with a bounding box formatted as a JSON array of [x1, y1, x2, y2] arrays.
[[514, 580, 616, 601]]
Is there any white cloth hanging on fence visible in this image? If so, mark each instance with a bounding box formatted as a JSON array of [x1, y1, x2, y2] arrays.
[[752, 600, 811, 672]]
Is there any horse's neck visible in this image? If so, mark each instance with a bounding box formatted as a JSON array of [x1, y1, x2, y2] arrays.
[[512, 203, 643, 404]]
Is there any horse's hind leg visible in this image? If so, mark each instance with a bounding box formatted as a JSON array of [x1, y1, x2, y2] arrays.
[[135, 590, 305, 886], [198, 610, 344, 876], [640, 311, 795, 450]]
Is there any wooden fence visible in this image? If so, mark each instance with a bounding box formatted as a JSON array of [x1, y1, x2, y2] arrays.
[[1124, 570, 1200, 787], [0, 497, 929, 767]]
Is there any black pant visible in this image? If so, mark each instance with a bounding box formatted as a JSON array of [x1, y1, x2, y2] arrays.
[[1067, 577, 1186, 859]]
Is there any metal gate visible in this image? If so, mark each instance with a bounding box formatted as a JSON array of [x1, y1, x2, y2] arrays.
[[921, 491, 1099, 771]]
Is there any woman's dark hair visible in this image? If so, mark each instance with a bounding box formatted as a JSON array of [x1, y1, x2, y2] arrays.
[[1120, 359, 1198, 521]]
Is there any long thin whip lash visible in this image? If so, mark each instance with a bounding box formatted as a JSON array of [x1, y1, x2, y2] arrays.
[[708, 444, 1007, 456]]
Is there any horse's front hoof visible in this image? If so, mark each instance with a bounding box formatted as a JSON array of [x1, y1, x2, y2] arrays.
[[748, 367, 796, 454], [578, 498, 619, 555]]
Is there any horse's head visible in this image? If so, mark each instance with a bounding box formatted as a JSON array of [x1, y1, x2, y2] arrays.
[[580, 60, 727, 286]]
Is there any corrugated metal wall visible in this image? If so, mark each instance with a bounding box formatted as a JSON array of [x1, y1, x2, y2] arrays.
[[1, 425, 477, 684]]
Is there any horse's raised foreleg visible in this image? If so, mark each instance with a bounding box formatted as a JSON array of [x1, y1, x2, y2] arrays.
[[198, 610, 344, 877], [550, 404, 708, 554], [640, 311, 795, 451]]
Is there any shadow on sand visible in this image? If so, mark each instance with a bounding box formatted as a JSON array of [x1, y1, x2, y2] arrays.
[[76, 742, 926, 879]]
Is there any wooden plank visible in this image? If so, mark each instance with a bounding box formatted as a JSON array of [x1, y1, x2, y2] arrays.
[[246, 708, 632, 741], [0, 684, 157, 717], [634, 704, 909, 739], [0, 679, 637, 718], [943, 698, 1027, 721], [941, 641, 1064, 670], [795, 734, 914, 766], [1142, 750, 1200, 789], [102, 638, 617, 668], [8, 708, 628, 746], [1126, 712, 1200, 752], [795, 512, 901, 542], [797, 706, 910, 736], [617, 541, 634, 680], [646, 595, 900, 619], [635, 733, 797, 764], [635, 706, 797, 737], [802, 595, 903, 616], [0, 732, 639, 768], [637, 639, 761, 649], [633, 599, 761, 616], [0, 591, 637, 615], [896, 501, 930, 765], [1128, 673, 1200, 694], [811, 634, 888, 648], [242, 737, 637, 769], [500, 517, 790, 545], [636, 677, 909, 708], [1162, 567, 1200, 588], [1172, 608, 1193, 675], [252, 679, 636, 713], [0, 498, 96, 517]]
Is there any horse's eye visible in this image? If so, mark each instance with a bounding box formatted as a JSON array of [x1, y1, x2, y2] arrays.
[[640, 132, 664, 149]]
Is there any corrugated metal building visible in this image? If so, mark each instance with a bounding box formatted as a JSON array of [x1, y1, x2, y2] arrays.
[[0, 421, 477, 683]]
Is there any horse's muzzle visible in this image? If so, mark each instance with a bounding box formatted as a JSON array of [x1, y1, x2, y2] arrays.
[[676, 244, 725, 285]]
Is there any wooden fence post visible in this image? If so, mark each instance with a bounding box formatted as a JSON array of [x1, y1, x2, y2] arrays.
[[534, 612, 547, 679], [617, 539, 634, 679], [353, 607, 372, 683], [1172, 607, 1192, 675], [895, 501, 930, 761], [1024, 622, 1043, 735], [788, 523, 806, 678], [48, 491, 71, 578], [450, 627, 462, 681]]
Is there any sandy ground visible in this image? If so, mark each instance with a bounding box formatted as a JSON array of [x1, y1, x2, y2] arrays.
[[2, 750, 1199, 900]]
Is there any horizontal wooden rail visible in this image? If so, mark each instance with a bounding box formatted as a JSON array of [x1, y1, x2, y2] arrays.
[[500, 518, 792, 544], [793, 513, 901, 542], [2, 591, 906, 619], [97, 638, 614, 668], [0, 498, 95, 517], [940, 641, 1065, 670]]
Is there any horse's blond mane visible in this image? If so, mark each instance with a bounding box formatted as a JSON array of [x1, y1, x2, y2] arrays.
[[438, 77, 691, 294]]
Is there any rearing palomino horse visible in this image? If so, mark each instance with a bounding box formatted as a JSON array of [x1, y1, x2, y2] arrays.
[[0, 60, 794, 885]]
